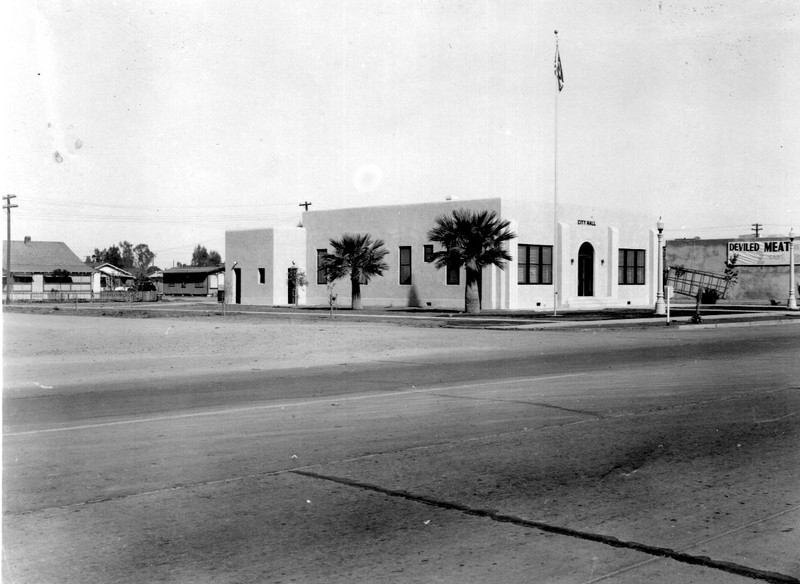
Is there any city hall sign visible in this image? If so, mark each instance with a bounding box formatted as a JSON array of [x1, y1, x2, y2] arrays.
[[727, 240, 799, 266]]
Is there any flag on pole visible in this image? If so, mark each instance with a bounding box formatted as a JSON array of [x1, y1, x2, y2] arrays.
[[554, 45, 564, 91]]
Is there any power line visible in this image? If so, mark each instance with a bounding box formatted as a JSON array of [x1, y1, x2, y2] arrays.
[[18, 212, 300, 225], [666, 224, 792, 234], [23, 198, 301, 210]]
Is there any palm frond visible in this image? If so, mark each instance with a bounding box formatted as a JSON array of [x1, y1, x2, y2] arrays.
[[427, 208, 516, 271], [323, 233, 389, 284]]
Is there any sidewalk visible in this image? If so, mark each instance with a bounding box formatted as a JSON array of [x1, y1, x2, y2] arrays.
[[483, 311, 800, 331], [5, 300, 800, 330]]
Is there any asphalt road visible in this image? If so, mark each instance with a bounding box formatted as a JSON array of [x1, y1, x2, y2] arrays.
[[3, 321, 799, 583]]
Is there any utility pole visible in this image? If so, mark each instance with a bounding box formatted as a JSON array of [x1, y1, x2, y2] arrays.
[[751, 223, 762, 238], [299, 201, 312, 211], [4, 194, 18, 304]]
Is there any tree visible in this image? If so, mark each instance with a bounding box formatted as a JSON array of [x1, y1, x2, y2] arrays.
[[86, 243, 156, 279], [191, 245, 209, 267], [287, 265, 309, 305], [133, 243, 156, 273], [191, 245, 222, 267], [427, 208, 516, 313], [86, 245, 123, 267], [322, 233, 389, 310], [119, 241, 134, 269], [286, 262, 308, 306]]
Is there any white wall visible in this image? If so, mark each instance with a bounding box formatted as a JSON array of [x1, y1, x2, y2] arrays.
[[225, 227, 307, 305], [272, 227, 308, 305], [503, 198, 656, 310], [225, 197, 658, 311], [303, 198, 504, 310], [225, 229, 275, 305]]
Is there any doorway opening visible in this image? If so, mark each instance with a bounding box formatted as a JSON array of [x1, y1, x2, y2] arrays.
[[578, 242, 594, 297], [288, 267, 297, 305], [234, 267, 242, 304]]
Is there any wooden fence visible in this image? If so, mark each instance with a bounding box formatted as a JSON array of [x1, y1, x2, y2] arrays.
[[5, 290, 160, 303]]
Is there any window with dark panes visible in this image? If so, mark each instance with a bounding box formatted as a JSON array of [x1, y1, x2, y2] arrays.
[[316, 249, 328, 285], [618, 248, 646, 284], [258, 268, 266, 284], [423, 244, 434, 263], [518, 244, 553, 285], [446, 262, 460, 285], [399, 246, 412, 285]]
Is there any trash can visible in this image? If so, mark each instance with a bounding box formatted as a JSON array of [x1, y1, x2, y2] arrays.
[[217, 290, 225, 303]]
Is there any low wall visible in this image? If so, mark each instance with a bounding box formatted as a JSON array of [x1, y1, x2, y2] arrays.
[[667, 238, 798, 304]]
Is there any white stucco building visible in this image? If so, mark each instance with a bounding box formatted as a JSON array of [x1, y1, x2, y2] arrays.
[[225, 197, 660, 311]]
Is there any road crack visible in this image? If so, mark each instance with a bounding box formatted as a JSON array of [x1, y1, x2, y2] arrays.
[[434, 392, 605, 418], [291, 469, 800, 584]]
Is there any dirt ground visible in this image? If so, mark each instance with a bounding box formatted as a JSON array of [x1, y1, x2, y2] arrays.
[[2, 311, 546, 394]]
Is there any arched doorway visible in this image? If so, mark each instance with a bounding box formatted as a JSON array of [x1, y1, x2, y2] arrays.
[[578, 242, 594, 297]]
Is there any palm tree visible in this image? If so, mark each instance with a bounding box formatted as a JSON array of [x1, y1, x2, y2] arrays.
[[427, 209, 516, 313], [322, 233, 389, 310]]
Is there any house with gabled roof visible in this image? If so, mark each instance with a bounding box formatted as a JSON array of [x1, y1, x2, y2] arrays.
[[2, 238, 93, 300], [89, 263, 135, 293]]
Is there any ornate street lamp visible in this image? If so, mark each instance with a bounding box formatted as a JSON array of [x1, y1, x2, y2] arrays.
[[654, 217, 666, 315], [789, 228, 798, 310]]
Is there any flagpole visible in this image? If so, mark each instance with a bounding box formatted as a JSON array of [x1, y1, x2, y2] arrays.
[[553, 30, 560, 316]]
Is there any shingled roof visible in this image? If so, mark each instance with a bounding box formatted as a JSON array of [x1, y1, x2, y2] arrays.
[[162, 265, 224, 283], [163, 266, 224, 275], [2, 240, 92, 274]]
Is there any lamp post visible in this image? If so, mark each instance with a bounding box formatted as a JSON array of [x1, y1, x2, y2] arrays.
[[789, 228, 798, 310], [654, 217, 666, 315]]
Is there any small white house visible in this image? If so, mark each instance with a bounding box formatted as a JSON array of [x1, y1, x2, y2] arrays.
[[90, 263, 134, 292]]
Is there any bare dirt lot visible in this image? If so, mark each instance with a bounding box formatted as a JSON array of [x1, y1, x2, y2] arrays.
[[2, 311, 547, 393]]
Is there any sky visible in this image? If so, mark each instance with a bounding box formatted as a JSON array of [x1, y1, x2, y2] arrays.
[[3, 0, 799, 269]]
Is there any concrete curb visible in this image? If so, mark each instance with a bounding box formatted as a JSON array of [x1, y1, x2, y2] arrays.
[[481, 316, 800, 332], [670, 318, 800, 330]]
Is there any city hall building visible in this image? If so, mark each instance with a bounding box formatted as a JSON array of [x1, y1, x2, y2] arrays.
[[225, 196, 662, 311]]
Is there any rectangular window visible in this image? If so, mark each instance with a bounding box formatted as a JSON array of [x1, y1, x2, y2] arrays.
[[44, 275, 73, 284], [618, 249, 646, 284], [518, 244, 553, 285], [399, 246, 412, 285], [423, 245, 434, 263], [446, 262, 460, 285], [258, 268, 266, 284], [316, 249, 327, 285]]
